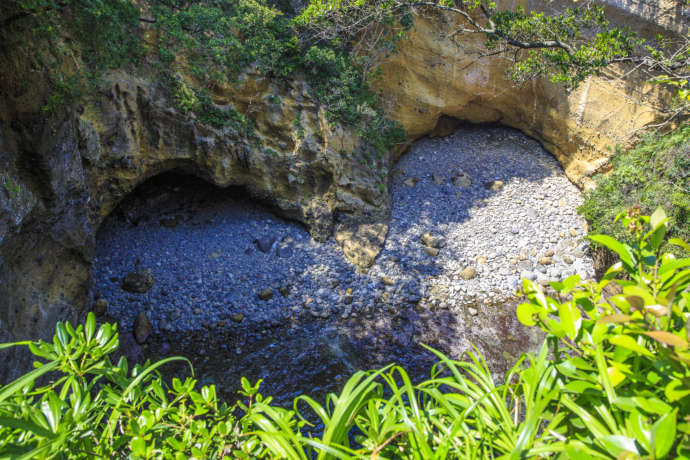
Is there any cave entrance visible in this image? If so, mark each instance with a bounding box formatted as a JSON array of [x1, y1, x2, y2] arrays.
[[91, 123, 592, 404], [93, 170, 314, 338]]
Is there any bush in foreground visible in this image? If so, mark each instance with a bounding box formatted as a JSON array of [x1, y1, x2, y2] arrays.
[[580, 125, 690, 258], [0, 209, 689, 458]]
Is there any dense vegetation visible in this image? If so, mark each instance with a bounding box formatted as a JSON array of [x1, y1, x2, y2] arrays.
[[580, 126, 690, 257], [1, 210, 688, 458], [2, 0, 407, 157], [4, 0, 687, 156]]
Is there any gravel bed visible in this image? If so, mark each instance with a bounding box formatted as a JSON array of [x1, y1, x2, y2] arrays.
[[93, 125, 594, 338]]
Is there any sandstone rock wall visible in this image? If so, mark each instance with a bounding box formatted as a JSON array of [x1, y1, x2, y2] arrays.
[[375, 8, 674, 189], [0, 57, 390, 381]]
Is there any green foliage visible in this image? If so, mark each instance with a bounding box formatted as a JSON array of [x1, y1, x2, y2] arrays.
[[2, 210, 689, 458], [154, 0, 300, 82], [580, 125, 690, 257], [518, 207, 690, 457], [173, 80, 200, 113], [3, 0, 142, 112], [491, 6, 639, 88], [152, 0, 406, 154], [2, 178, 20, 200]]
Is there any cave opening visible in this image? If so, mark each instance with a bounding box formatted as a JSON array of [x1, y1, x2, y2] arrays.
[[91, 123, 593, 404]]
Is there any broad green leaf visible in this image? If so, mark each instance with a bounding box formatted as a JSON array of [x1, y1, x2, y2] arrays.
[[652, 411, 676, 458], [599, 435, 641, 456], [627, 409, 651, 453], [0, 360, 59, 404], [85, 312, 96, 342], [607, 366, 626, 387], [669, 237, 690, 253], [517, 302, 538, 326], [595, 345, 616, 403], [0, 416, 56, 439], [563, 380, 598, 393], [559, 301, 581, 339], [634, 397, 671, 415], [589, 235, 635, 270], [665, 380, 690, 402], [609, 334, 653, 357], [649, 207, 667, 231]]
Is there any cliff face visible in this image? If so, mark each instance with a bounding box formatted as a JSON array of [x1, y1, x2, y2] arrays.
[[375, 8, 674, 189], [0, 58, 391, 380], [0, 1, 681, 380]]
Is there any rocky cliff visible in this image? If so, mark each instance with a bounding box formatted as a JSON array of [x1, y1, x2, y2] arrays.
[[376, 2, 678, 189], [0, 0, 682, 380]]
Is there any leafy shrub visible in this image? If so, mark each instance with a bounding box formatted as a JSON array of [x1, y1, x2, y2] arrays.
[[580, 125, 690, 257], [154, 0, 407, 154], [2, 209, 689, 458]]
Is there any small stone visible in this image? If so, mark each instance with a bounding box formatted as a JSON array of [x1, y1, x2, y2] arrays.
[[509, 258, 517, 265], [159, 342, 171, 355], [572, 249, 586, 258], [460, 267, 478, 280], [432, 173, 445, 185], [544, 249, 555, 257], [484, 180, 504, 191], [569, 228, 578, 237], [562, 255, 574, 264], [518, 251, 528, 261], [538, 257, 552, 266], [93, 298, 108, 316], [345, 288, 353, 295], [277, 246, 293, 258], [559, 198, 568, 207], [159, 318, 173, 333], [468, 307, 478, 316], [420, 232, 442, 249], [476, 256, 488, 264], [380, 276, 395, 286], [278, 285, 290, 297], [518, 260, 533, 270], [404, 177, 418, 187], [254, 236, 276, 253], [424, 246, 440, 257], [133, 312, 152, 344], [451, 172, 471, 187], [122, 268, 155, 293], [231, 313, 244, 323], [258, 288, 274, 301], [521, 271, 537, 281]]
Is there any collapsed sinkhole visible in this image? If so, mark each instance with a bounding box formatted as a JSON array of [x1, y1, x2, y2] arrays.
[[92, 125, 593, 404]]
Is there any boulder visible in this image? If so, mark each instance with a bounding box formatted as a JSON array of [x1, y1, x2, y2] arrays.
[[122, 268, 155, 293], [133, 312, 153, 344]]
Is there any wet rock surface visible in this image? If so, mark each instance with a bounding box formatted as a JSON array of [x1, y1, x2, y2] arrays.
[[93, 125, 594, 403]]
